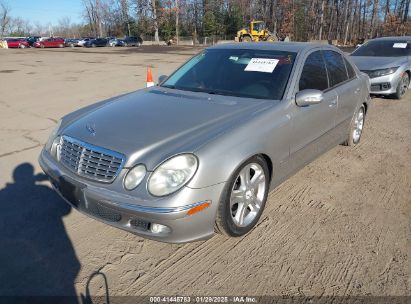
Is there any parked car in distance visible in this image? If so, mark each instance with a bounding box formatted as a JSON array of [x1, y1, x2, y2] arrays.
[[6, 38, 29, 48], [122, 36, 143, 46], [351, 36, 411, 99], [78, 37, 94, 47], [27, 36, 41, 47], [108, 38, 125, 47], [40, 42, 370, 243], [34, 37, 65, 48], [65, 38, 80, 47], [84, 38, 108, 48]]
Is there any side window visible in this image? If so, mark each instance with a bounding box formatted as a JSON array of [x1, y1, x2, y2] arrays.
[[344, 58, 356, 79], [299, 51, 329, 91], [323, 50, 348, 87]]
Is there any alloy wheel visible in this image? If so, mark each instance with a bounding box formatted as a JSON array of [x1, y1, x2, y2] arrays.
[[230, 163, 266, 227], [399, 75, 409, 97], [352, 107, 364, 144]]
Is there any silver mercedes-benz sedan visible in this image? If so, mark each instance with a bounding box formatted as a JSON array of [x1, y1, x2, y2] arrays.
[[351, 36, 411, 99], [39, 42, 370, 243]]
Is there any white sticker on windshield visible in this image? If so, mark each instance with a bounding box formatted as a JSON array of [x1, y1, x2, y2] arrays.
[[229, 56, 239, 61], [244, 58, 279, 73], [393, 43, 407, 48]]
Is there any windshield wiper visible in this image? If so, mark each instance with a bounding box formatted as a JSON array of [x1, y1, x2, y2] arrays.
[[161, 84, 175, 89]]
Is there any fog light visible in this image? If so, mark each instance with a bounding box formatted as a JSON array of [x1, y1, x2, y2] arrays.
[[381, 83, 390, 90], [150, 223, 170, 234]]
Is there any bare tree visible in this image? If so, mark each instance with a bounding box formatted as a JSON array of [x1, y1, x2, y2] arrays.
[[120, 0, 131, 36], [0, 0, 10, 38], [369, 0, 379, 37], [151, 0, 159, 43], [33, 21, 44, 36], [318, 0, 325, 40], [82, 0, 104, 36]]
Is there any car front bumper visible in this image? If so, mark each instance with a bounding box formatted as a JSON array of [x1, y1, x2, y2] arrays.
[[39, 149, 225, 243], [366, 71, 404, 95]]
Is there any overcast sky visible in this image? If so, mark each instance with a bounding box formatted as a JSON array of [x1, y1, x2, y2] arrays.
[[9, 0, 83, 25]]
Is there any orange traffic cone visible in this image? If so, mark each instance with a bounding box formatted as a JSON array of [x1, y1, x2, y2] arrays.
[[146, 67, 154, 87]]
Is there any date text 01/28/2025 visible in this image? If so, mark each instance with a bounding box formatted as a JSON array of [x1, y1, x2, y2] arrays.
[[149, 296, 257, 303]]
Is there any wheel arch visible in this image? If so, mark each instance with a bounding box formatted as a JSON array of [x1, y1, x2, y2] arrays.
[[405, 70, 411, 87], [241, 34, 253, 41], [260, 153, 273, 182], [362, 102, 368, 115]]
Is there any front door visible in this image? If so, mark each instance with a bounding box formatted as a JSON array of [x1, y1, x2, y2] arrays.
[[289, 50, 338, 171]]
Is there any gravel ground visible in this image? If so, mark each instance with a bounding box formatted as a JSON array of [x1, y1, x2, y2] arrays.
[[0, 46, 409, 300]]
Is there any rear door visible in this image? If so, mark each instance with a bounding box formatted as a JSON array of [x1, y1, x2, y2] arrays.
[[323, 50, 360, 140], [46, 38, 54, 47], [290, 50, 338, 168]]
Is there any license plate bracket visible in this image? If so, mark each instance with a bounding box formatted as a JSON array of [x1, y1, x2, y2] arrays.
[[57, 176, 86, 207]]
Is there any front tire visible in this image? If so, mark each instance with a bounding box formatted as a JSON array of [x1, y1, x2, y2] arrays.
[[241, 36, 252, 43], [215, 155, 269, 237], [343, 105, 365, 146], [393, 73, 409, 99]]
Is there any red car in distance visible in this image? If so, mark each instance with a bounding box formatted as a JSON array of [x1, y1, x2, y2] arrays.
[[33, 37, 65, 48], [6, 38, 30, 48]]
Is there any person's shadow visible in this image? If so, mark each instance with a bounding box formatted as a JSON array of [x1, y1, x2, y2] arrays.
[[0, 163, 80, 299]]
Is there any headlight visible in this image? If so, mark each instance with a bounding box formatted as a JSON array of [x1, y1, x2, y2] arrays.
[[124, 165, 146, 190], [45, 119, 62, 152], [148, 154, 198, 197], [366, 67, 399, 78]]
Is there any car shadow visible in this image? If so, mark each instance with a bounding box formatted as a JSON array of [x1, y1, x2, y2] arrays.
[[0, 163, 80, 299]]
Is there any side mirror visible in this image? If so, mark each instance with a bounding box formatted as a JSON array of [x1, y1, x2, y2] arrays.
[[295, 89, 324, 107], [158, 75, 168, 84]]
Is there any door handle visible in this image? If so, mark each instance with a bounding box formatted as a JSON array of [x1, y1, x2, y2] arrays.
[[354, 88, 361, 94], [329, 99, 337, 108]]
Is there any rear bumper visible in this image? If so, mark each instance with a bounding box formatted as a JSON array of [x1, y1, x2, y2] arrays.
[[39, 149, 225, 243]]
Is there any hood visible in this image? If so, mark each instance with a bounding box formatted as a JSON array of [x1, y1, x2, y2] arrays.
[[62, 88, 274, 169], [350, 56, 407, 71]]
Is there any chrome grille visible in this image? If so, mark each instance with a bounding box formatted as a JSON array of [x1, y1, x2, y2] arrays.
[[59, 135, 125, 183]]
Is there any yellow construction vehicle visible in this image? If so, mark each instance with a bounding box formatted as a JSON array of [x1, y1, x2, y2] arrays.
[[235, 20, 278, 42]]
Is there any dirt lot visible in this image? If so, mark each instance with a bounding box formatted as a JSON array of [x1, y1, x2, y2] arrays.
[[0, 46, 409, 300]]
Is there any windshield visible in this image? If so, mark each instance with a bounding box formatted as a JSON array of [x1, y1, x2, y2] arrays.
[[254, 22, 265, 32], [161, 49, 296, 100], [352, 40, 411, 57]]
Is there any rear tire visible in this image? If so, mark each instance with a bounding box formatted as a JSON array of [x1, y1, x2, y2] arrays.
[[266, 35, 277, 42], [241, 36, 252, 43], [393, 73, 409, 99], [215, 155, 269, 237], [343, 105, 365, 146]]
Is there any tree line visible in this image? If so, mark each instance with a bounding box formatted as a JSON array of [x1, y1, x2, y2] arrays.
[[1, 0, 410, 45]]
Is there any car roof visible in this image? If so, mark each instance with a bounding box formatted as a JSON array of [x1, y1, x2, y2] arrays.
[[208, 42, 341, 53], [369, 36, 411, 41]]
